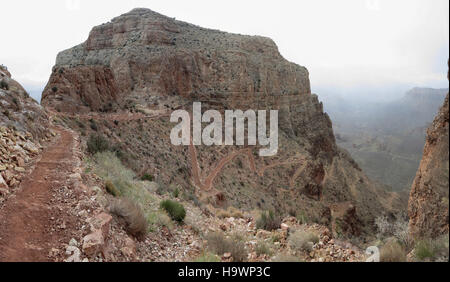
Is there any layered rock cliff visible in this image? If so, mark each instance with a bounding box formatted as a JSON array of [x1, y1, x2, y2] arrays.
[[408, 92, 449, 239], [41, 8, 404, 237]]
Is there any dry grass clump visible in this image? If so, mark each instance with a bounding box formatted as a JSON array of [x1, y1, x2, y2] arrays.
[[206, 232, 248, 262], [105, 180, 121, 197], [110, 198, 148, 238], [380, 240, 407, 262], [217, 206, 244, 219], [255, 241, 273, 256], [288, 230, 319, 253], [256, 210, 281, 231]]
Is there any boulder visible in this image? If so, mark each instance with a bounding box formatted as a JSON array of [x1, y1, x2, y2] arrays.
[[82, 229, 105, 257]]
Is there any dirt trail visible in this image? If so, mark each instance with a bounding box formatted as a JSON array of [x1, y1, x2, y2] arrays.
[[0, 128, 78, 262]]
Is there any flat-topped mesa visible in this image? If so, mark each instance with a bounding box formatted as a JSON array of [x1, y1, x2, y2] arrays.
[[42, 8, 310, 114], [41, 8, 404, 237]]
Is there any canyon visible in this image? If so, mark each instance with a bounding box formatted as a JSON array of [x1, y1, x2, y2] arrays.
[[0, 8, 448, 262]]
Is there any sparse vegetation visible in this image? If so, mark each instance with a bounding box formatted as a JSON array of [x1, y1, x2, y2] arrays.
[[160, 199, 186, 222], [380, 240, 407, 262], [296, 210, 309, 225], [414, 239, 435, 261], [375, 216, 414, 251], [217, 206, 244, 219], [109, 198, 148, 238], [256, 210, 281, 231], [413, 235, 448, 262], [194, 252, 221, 262], [206, 232, 248, 262], [271, 253, 302, 262], [255, 241, 273, 256], [87, 134, 110, 154], [51, 86, 58, 93], [92, 152, 168, 232], [288, 230, 319, 253]]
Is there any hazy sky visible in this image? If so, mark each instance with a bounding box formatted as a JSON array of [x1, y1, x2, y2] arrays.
[[0, 0, 448, 102]]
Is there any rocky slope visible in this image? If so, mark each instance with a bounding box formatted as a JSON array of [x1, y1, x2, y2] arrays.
[[408, 91, 449, 239], [0, 65, 52, 202], [41, 8, 405, 238]]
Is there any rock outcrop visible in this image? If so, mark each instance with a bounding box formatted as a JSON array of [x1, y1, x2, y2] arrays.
[[408, 91, 449, 239], [1, 65, 52, 201], [41, 8, 404, 236]]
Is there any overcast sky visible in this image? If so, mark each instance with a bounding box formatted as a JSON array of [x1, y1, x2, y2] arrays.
[[0, 0, 448, 102]]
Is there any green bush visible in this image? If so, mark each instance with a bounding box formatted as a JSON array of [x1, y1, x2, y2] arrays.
[[160, 200, 186, 222], [415, 239, 435, 261], [141, 173, 153, 182], [0, 80, 9, 90], [256, 210, 281, 231], [172, 187, 180, 198], [87, 134, 110, 154]]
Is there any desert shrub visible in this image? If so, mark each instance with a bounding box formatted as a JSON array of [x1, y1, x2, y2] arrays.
[[87, 134, 110, 154], [0, 80, 9, 90], [415, 239, 435, 261], [255, 241, 273, 256], [141, 173, 153, 182], [172, 187, 180, 198], [288, 230, 319, 253], [413, 235, 448, 262], [380, 240, 407, 262], [206, 232, 248, 262], [375, 216, 414, 251], [51, 86, 58, 92], [194, 252, 221, 262], [105, 180, 122, 197], [271, 253, 302, 262], [256, 210, 281, 231], [109, 198, 148, 238], [296, 211, 309, 225], [160, 200, 186, 222], [89, 119, 98, 131]]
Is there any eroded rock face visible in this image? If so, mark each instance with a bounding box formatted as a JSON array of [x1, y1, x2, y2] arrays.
[[42, 8, 404, 236], [409, 93, 449, 239], [1, 66, 52, 198]]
